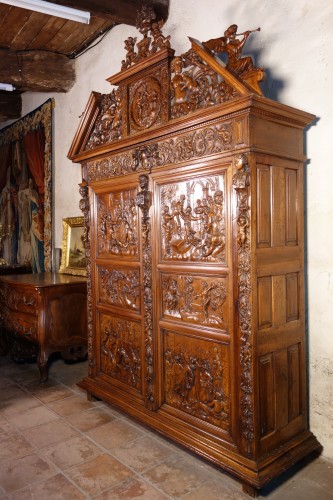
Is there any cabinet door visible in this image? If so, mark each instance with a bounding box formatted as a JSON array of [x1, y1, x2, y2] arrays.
[[151, 163, 235, 440], [91, 178, 146, 408]]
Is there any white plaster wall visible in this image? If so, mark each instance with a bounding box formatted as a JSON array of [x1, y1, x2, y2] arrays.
[[2, 0, 332, 459]]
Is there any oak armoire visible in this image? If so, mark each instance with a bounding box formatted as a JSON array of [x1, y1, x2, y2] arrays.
[[68, 7, 320, 496]]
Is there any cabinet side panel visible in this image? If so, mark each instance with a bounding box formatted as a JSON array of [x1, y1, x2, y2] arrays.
[[259, 353, 276, 437], [257, 165, 271, 247]]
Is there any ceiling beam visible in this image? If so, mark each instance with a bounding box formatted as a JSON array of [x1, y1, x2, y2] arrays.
[[0, 49, 75, 92], [0, 91, 22, 121], [45, 0, 169, 25]]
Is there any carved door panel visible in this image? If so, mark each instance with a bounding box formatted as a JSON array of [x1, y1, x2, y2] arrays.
[[152, 163, 234, 438], [91, 180, 145, 403]]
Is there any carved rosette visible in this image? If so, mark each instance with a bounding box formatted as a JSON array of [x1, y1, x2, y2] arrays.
[[87, 121, 233, 182], [134, 174, 154, 408], [79, 181, 93, 372], [232, 153, 254, 455]]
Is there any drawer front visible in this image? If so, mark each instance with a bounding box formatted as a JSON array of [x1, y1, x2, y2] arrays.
[[3, 308, 38, 342], [5, 286, 38, 315]]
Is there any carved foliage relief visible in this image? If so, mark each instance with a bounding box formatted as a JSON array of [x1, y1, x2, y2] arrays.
[[160, 175, 226, 262], [85, 90, 122, 150], [164, 332, 230, 430], [98, 267, 140, 312], [170, 50, 239, 119], [232, 154, 254, 454], [162, 274, 227, 328], [87, 121, 233, 182], [97, 189, 138, 258], [100, 313, 141, 390]]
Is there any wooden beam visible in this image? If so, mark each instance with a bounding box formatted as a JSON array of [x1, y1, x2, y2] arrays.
[[48, 0, 169, 25], [0, 49, 75, 92], [0, 92, 22, 121]]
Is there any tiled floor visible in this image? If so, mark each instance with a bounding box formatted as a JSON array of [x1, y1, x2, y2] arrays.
[[0, 355, 332, 499]]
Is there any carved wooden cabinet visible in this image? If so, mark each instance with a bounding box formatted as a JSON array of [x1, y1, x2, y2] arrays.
[[0, 273, 87, 381], [69, 8, 319, 495]]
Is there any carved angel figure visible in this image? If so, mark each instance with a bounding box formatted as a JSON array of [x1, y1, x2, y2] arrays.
[[203, 24, 264, 93]]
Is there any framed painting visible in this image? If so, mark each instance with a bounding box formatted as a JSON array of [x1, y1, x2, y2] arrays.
[[59, 216, 86, 276]]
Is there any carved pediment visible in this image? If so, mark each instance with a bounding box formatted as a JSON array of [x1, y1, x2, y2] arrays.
[[69, 8, 265, 159]]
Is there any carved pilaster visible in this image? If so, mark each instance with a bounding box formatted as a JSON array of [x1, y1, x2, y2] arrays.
[[232, 153, 254, 456], [79, 180, 93, 374], [135, 174, 154, 408]]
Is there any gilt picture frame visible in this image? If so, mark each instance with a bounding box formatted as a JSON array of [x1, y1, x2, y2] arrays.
[[59, 216, 86, 276]]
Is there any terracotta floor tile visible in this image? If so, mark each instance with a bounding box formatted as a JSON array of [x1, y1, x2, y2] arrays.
[[87, 418, 145, 450], [0, 453, 58, 493], [43, 434, 103, 470], [21, 377, 60, 394], [142, 456, 215, 497], [112, 434, 176, 473], [0, 393, 40, 416], [24, 418, 79, 448], [10, 473, 86, 500], [0, 432, 35, 463], [94, 477, 169, 499], [66, 406, 115, 432], [180, 478, 247, 499], [66, 453, 134, 496], [9, 404, 59, 430], [46, 394, 96, 416], [33, 384, 76, 403]]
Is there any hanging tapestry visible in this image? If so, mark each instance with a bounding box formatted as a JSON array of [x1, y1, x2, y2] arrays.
[[0, 99, 53, 272]]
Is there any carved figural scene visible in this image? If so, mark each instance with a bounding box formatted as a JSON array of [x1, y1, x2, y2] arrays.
[[160, 175, 226, 262], [97, 189, 138, 258], [100, 313, 141, 390], [82, 7, 264, 152], [164, 333, 230, 430]]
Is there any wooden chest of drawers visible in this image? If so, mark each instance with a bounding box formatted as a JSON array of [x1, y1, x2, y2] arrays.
[[0, 273, 87, 381]]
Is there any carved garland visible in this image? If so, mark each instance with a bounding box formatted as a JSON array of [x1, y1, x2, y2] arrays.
[[232, 153, 254, 455], [87, 121, 233, 182], [135, 174, 154, 408], [79, 181, 93, 373]]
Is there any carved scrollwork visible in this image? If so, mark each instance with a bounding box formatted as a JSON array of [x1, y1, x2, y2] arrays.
[[99, 267, 140, 312], [135, 174, 154, 408], [87, 121, 232, 182], [170, 49, 239, 119], [5, 288, 36, 314], [162, 274, 227, 327], [164, 336, 230, 430], [232, 153, 254, 454], [97, 189, 138, 258], [100, 315, 141, 390], [85, 89, 122, 149], [160, 176, 226, 262]]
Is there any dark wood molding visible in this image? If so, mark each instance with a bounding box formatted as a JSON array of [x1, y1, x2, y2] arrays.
[[0, 49, 75, 93], [48, 0, 169, 25], [0, 91, 22, 121]]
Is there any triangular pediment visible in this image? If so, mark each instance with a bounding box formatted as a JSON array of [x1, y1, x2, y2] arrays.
[[69, 7, 265, 160]]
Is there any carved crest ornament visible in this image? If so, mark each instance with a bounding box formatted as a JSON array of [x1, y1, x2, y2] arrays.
[[78, 6, 264, 447]]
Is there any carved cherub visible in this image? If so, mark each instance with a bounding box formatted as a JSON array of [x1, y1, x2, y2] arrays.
[[150, 19, 171, 52], [123, 36, 137, 68]]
